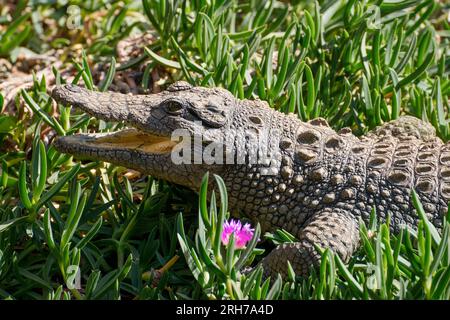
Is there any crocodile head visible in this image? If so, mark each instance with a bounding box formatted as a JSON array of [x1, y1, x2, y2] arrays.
[[52, 82, 247, 189]]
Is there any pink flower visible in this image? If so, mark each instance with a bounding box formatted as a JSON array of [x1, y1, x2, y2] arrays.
[[221, 219, 254, 249]]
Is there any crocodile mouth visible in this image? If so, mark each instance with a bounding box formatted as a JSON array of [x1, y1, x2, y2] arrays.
[[54, 128, 179, 157], [51, 84, 182, 158]]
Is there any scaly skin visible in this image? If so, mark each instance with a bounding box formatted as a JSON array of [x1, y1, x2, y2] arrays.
[[51, 82, 450, 279]]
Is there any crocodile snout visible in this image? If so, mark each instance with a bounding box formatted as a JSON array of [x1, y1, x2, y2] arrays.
[[51, 84, 86, 106]]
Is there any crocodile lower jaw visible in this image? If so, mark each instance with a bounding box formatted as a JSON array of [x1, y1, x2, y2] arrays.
[[54, 128, 178, 158]]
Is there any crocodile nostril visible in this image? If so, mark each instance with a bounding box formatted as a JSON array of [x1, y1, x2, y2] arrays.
[[65, 84, 82, 92]]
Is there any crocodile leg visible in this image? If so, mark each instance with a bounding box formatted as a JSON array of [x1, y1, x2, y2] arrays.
[[259, 208, 360, 279]]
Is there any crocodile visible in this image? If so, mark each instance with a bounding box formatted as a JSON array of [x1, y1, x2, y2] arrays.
[[51, 82, 450, 278]]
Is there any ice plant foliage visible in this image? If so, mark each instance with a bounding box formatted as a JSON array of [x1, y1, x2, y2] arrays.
[[0, 0, 448, 301], [221, 219, 255, 249]]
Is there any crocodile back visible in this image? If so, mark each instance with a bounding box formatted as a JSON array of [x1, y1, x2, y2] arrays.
[[223, 106, 449, 235]]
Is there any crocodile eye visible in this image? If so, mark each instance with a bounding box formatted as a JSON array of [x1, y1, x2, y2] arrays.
[[166, 101, 183, 115]]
